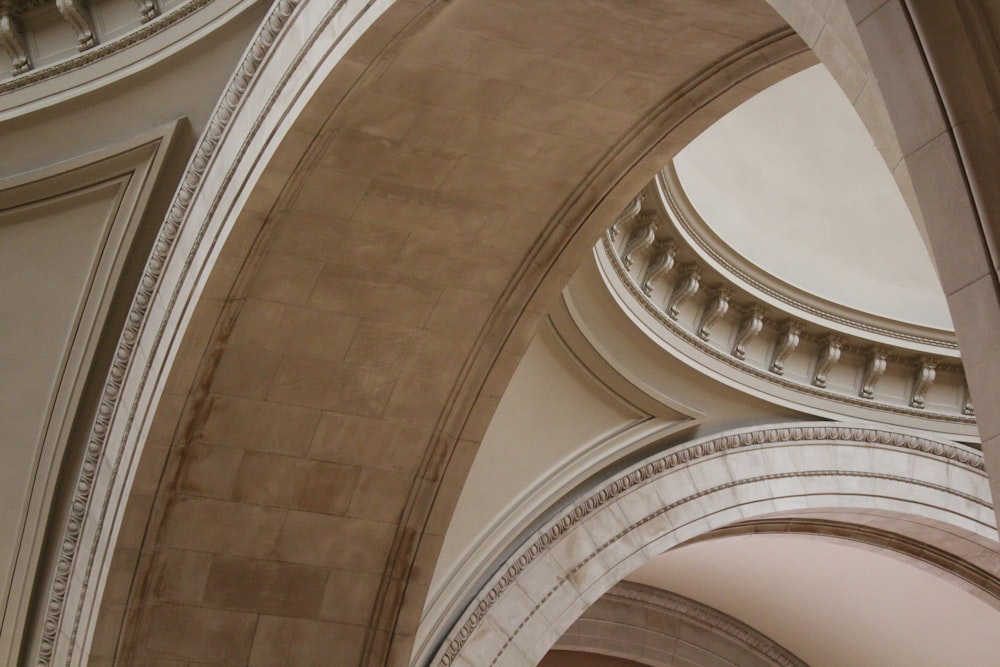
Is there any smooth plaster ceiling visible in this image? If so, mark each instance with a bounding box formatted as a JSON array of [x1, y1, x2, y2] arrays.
[[673, 65, 953, 331], [627, 534, 1000, 667]]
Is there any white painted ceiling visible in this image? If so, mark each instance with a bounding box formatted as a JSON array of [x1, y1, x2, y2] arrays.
[[627, 534, 1000, 667], [673, 65, 953, 331]]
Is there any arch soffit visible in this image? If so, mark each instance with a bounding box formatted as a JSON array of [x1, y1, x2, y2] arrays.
[[554, 581, 808, 667], [687, 513, 1000, 613], [432, 421, 992, 667], [31, 1, 982, 666], [77, 5, 819, 667]]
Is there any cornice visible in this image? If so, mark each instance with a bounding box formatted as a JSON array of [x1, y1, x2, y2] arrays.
[[600, 190, 976, 426], [0, 0, 208, 93], [657, 164, 958, 351]]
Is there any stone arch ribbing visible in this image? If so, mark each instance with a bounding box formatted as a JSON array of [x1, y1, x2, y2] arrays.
[[433, 422, 992, 666]]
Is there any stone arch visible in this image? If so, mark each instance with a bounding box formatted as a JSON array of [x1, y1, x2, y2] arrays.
[[554, 581, 807, 667], [72, 5, 816, 665], [26, 0, 998, 666], [433, 422, 992, 666]]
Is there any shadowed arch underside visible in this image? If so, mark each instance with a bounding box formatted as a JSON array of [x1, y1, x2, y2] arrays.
[[88, 2, 813, 664]]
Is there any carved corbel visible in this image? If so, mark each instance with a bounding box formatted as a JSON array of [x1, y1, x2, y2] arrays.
[[0, 11, 30, 74], [56, 0, 96, 50], [135, 0, 158, 21], [697, 286, 730, 341], [609, 192, 643, 242], [908, 357, 938, 409], [621, 211, 657, 269], [769, 321, 801, 375], [640, 239, 676, 295], [812, 334, 844, 388], [666, 263, 701, 319], [859, 348, 888, 399], [731, 306, 764, 360], [963, 384, 975, 416]]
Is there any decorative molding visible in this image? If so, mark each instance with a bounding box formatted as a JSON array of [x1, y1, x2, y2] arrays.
[[910, 357, 937, 409], [33, 0, 307, 664], [656, 165, 958, 351], [769, 320, 801, 375], [666, 262, 701, 319], [0, 11, 29, 74], [434, 422, 986, 666], [732, 305, 765, 360], [600, 212, 975, 425], [697, 285, 729, 340], [812, 333, 844, 388], [0, 0, 212, 94], [559, 582, 808, 667], [640, 238, 676, 295], [56, 0, 97, 50], [860, 347, 888, 399]]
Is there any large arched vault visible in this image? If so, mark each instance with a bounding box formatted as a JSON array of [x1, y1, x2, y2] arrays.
[[10, 1, 1000, 666]]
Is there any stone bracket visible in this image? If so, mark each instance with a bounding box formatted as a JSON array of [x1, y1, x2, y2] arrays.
[[769, 320, 801, 375], [0, 11, 30, 74], [56, 0, 96, 50]]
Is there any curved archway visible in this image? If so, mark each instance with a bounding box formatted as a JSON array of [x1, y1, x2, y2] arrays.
[[433, 422, 992, 666], [553, 581, 807, 667], [74, 5, 815, 665]]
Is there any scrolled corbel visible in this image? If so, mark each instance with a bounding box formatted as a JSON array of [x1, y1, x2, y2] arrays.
[[812, 334, 844, 388], [609, 192, 643, 242], [0, 11, 30, 74], [135, 0, 158, 21], [962, 384, 975, 416], [666, 263, 701, 319], [769, 320, 801, 375], [859, 348, 888, 399], [731, 306, 764, 360], [620, 211, 657, 269], [909, 357, 937, 409], [640, 238, 676, 295], [56, 0, 96, 50], [697, 286, 730, 341]]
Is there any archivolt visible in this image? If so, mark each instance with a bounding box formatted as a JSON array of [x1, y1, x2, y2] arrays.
[[433, 422, 992, 666]]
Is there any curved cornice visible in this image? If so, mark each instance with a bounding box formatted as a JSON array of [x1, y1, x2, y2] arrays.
[[658, 164, 957, 350], [557, 581, 807, 667], [0, 0, 256, 118], [601, 190, 976, 429]]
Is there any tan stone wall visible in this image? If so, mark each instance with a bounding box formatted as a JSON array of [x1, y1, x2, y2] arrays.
[[89, 1, 812, 664]]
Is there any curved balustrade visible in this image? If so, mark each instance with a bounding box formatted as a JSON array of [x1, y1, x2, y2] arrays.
[[601, 178, 976, 428]]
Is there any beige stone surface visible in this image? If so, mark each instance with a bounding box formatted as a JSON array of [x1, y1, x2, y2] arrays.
[[90, 0, 989, 665], [33, 3, 990, 662]]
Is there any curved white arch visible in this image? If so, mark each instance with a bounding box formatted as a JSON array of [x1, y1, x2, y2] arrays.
[[432, 422, 993, 666]]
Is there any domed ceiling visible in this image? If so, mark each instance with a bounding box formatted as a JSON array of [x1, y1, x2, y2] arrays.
[[673, 65, 953, 331]]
